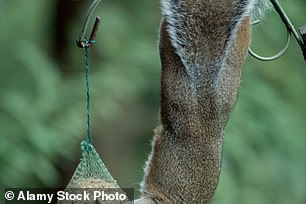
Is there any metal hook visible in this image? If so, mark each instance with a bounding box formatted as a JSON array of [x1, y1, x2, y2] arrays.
[[249, 0, 306, 61], [76, 0, 101, 48]]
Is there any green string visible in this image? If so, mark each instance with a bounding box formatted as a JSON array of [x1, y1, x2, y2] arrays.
[[84, 38, 95, 152]]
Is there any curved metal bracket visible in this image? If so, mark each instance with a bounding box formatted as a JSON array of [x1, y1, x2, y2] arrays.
[[249, 0, 306, 61]]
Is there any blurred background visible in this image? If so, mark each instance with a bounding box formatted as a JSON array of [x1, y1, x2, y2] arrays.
[[0, 0, 305, 203]]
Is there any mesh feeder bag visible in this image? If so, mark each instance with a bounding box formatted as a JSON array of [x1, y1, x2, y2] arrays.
[[59, 141, 128, 204], [62, 2, 130, 202], [66, 141, 119, 189]]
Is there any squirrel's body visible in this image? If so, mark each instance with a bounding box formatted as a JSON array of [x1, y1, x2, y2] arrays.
[[134, 0, 269, 203]]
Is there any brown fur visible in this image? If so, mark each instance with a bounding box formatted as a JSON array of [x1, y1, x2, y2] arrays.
[[135, 0, 253, 203]]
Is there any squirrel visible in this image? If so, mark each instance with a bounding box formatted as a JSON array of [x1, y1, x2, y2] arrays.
[[92, 0, 269, 203], [132, 0, 270, 203]]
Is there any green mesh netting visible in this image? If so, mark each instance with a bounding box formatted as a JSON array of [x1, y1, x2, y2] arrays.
[[66, 141, 119, 189]]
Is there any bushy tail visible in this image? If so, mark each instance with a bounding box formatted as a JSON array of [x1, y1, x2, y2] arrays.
[[136, 0, 260, 203]]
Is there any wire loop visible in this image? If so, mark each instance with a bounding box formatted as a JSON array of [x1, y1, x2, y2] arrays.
[[248, 28, 291, 61]]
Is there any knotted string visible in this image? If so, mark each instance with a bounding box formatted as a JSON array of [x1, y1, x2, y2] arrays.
[[83, 38, 95, 152]]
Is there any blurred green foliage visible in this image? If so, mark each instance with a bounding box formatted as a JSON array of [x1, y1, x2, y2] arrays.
[[0, 0, 305, 203]]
